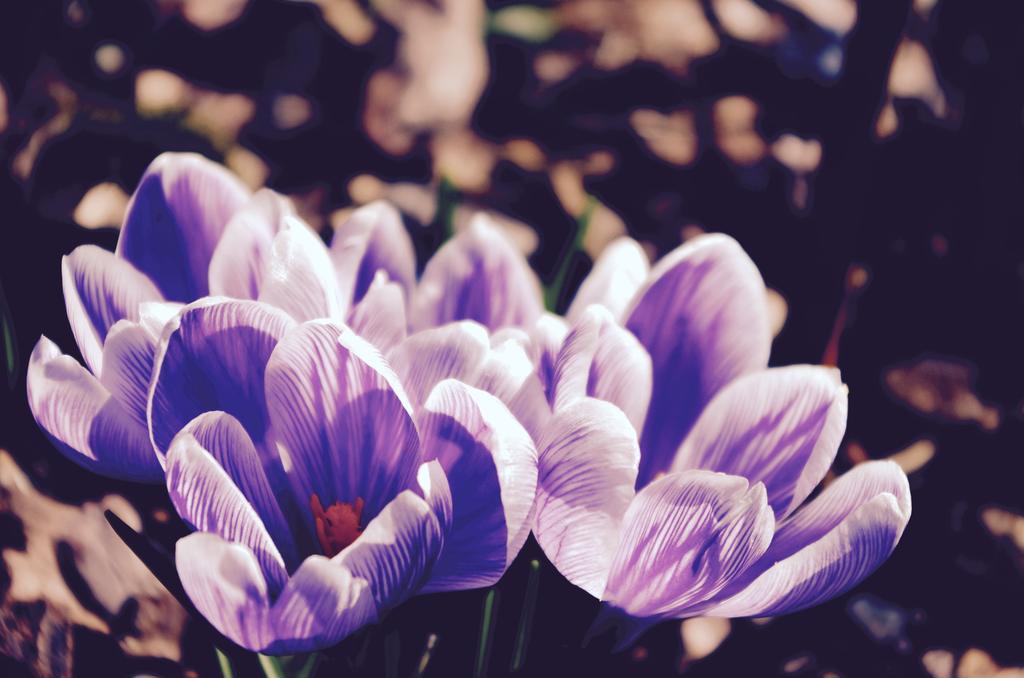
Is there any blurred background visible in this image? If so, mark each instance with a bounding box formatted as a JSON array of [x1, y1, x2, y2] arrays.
[[0, 0, 1022, 676]]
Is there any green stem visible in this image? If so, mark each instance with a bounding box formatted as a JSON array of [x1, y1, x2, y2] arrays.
[[216, 649, 234, 678], [412, 633, 439, 677], [474, 589, 500, 678], [258, 655, 284, 678], [0, 279, 18, 389], [510, 560, 541, 672], [435, 175, 458, 242], [544, 195, 597, 312]]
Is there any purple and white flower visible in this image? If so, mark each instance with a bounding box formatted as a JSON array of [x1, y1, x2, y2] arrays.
[[530, 234, 911, 641], [156, 301, 537, 652]]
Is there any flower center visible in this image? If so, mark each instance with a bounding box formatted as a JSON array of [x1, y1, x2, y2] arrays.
[[310, 494, 365, 557]]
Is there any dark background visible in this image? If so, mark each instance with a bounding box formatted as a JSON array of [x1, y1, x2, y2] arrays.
[[1, 0, 1023, 675]]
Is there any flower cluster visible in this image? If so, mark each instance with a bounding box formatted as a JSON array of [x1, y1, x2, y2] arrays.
[[27, 152, 910, 653]]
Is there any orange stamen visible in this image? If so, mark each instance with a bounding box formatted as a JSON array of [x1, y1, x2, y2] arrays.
[[310, 494, 365, 557]]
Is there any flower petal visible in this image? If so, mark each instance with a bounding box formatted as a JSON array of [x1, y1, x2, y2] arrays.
[[264, 320, 420, 535], [534, 398, 640, 598], [347, 271, 408, 353], [418, 379, 538, 592], [62, 245, 163, 374], [99, 320, 157, 429], [763, 460, 911, 563], [551, 305, 652, 432], [528, 313, 568, 399], [410, 213, 543, 332], [183, 411, 301, 569], [387, 321, 491, 407], [602, 470, 774, 618], [703, 492, 910, 618], [330, 200, 416, 306], [336, 490, 444, 612], [176, 532, 378, 654], [208, 188, 294, 300], [27, 336, 163, 482], [117, 152, 250, 301], [265, 555, 376, 654], [671, 366, 848, 519], [166, 427, 289, 594], [567, 237, 649, 324], [388, 321, 543, 434], [175, 532, 272, 651], [625, 234, 771, 487], [148, 298, 295, 456], [259, 217, 347, 323], [416, 460, 453, 533]]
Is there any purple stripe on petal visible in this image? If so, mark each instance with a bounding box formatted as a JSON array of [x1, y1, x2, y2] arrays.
[[348, 271, 408, 353], [418, 380, 538, 592], [176, 532, 272, 651], [62, 245, 163, 374], [336, 490, 444, 612], [259, 217, 347, 322], [527, 313, 568, 400], [410, 214, 543, 332], [671, 366, 848, 519], [183, 411, 301, 570], [602, 470, 774, 618], [148, 298, 294, 456], [551, 305, 652, 432], [166, 429, 289, 594], [625, 234, 771, 488], [266, 555, 377, 654], [209, 188, 294, 300], [117, 153, 250, 301], [99, 320, 157, 429], [567, 237, 649, 324], [330, 201, 417, 306], [264, 321, 421, 534], [27, 337, 163, 482], [534, 398, 640, 598], [765, 460, 911, 563], [703, 492, 909, 618]]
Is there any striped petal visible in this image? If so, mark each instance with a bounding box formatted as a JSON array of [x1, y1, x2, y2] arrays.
[[347, 271, 408, 354], [418, 380, 538, 592], [704, 461, 911, 616], [551, 304, 652, 432], [166, 427, 289, 594], [27, 336, 162, 482], [148, 298, 295, 457], [534, 398, 640, 598], [411, 214, 543, 332], [602, 470, 774, 619], [330, 200, 416, 306], [671, 366, 848, 519], [62, 245, 163, 374], [567, 237, 649, 324], [264, 321, 421, 537], [259, 217, 346, 323], [625, 234, 771, 487], [208, 188, 294, 300], [117, 152, 250, 301]]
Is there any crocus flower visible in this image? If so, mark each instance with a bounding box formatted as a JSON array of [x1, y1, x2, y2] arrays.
[[152, 298, 537, 652], [529, 234, 911, 642], [24, 152, 402, 481], [27, 152, 283, 481]]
